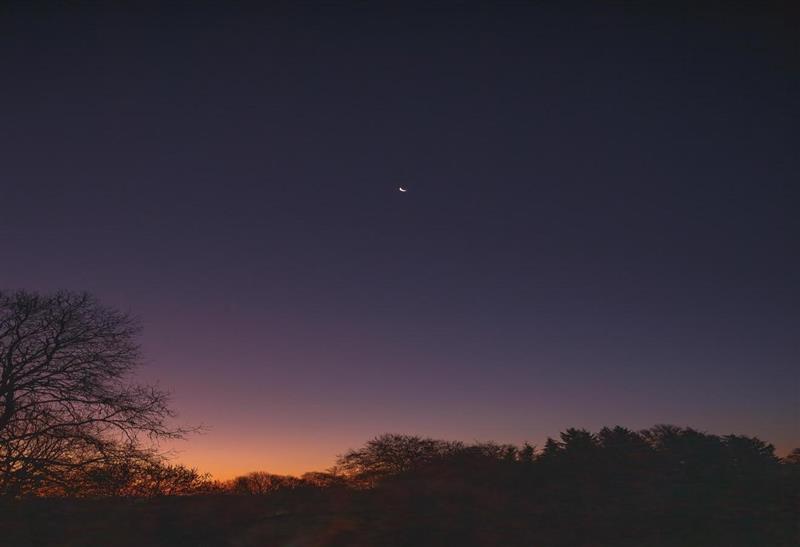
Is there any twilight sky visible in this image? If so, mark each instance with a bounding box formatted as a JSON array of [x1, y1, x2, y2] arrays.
[[1, 3, 797, 478]]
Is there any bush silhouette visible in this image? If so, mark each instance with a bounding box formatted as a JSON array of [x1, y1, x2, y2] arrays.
[[1, 424, 797, 546]]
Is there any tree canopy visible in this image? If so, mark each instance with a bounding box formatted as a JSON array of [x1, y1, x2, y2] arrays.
[[0, 290, 189, 496]]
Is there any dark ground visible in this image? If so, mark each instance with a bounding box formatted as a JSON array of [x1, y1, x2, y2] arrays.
[[3, 481, 796, 547]]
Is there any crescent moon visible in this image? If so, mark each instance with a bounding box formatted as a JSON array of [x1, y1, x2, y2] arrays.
[[398, 187, 407, 192]]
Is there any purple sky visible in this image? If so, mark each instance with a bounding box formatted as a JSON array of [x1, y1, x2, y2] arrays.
[[1, 3, 797, 477]]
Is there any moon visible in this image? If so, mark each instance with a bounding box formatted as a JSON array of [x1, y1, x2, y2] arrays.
[[398, 187, 407, 192]]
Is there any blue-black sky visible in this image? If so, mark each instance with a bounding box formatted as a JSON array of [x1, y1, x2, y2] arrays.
[[1, 3, 797, 476]]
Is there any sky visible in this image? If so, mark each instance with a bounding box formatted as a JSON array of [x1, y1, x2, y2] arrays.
[[1, 3, 797, 478]]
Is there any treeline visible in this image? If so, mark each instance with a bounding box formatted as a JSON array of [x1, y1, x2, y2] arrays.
[[220, 427, 798, 546], [4, 426, 798, 546], [227, 425, 800, 491], [13, 424, 798, 501]]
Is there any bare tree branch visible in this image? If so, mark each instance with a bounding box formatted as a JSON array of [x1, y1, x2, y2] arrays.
[[0, 290, 190, 497]]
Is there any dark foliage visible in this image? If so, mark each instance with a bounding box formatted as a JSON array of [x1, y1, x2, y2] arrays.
[[0, 291, 193, 498], [2, 426, 797, 546]]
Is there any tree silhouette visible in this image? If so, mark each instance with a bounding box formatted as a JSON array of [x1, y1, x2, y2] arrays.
[[559, 428, 599, 457], [0, 290, 187, 497], [722, 435, 780, 474], [230, 471, 302, 495], [784, 447, 800, 465], [2, 424, 796, 546], [518, 442, 536, 464], [337, 434, 462, 484], [74, 449, 210, 497]]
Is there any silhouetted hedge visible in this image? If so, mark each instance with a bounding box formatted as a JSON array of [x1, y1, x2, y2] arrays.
[[2, 425, 798, 547]]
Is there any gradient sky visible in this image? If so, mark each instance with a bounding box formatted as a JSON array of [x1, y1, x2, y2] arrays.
[[1, 3, 798, 478]]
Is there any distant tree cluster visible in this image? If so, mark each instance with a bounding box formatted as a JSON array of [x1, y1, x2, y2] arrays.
[[333, 427, 792, 485], [6, 428, 792, 546], [226, 470, 347, 495], [319, 429, 799, 546]]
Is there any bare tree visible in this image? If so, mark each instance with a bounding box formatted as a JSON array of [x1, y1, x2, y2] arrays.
[[336, 434, 463, 485], [229, 471, 302, 495], [74, 450, 212, 497], [0, 290, 187, 496]]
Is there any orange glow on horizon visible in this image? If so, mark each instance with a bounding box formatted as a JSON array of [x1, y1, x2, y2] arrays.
[[163, 435, 800, 482]]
